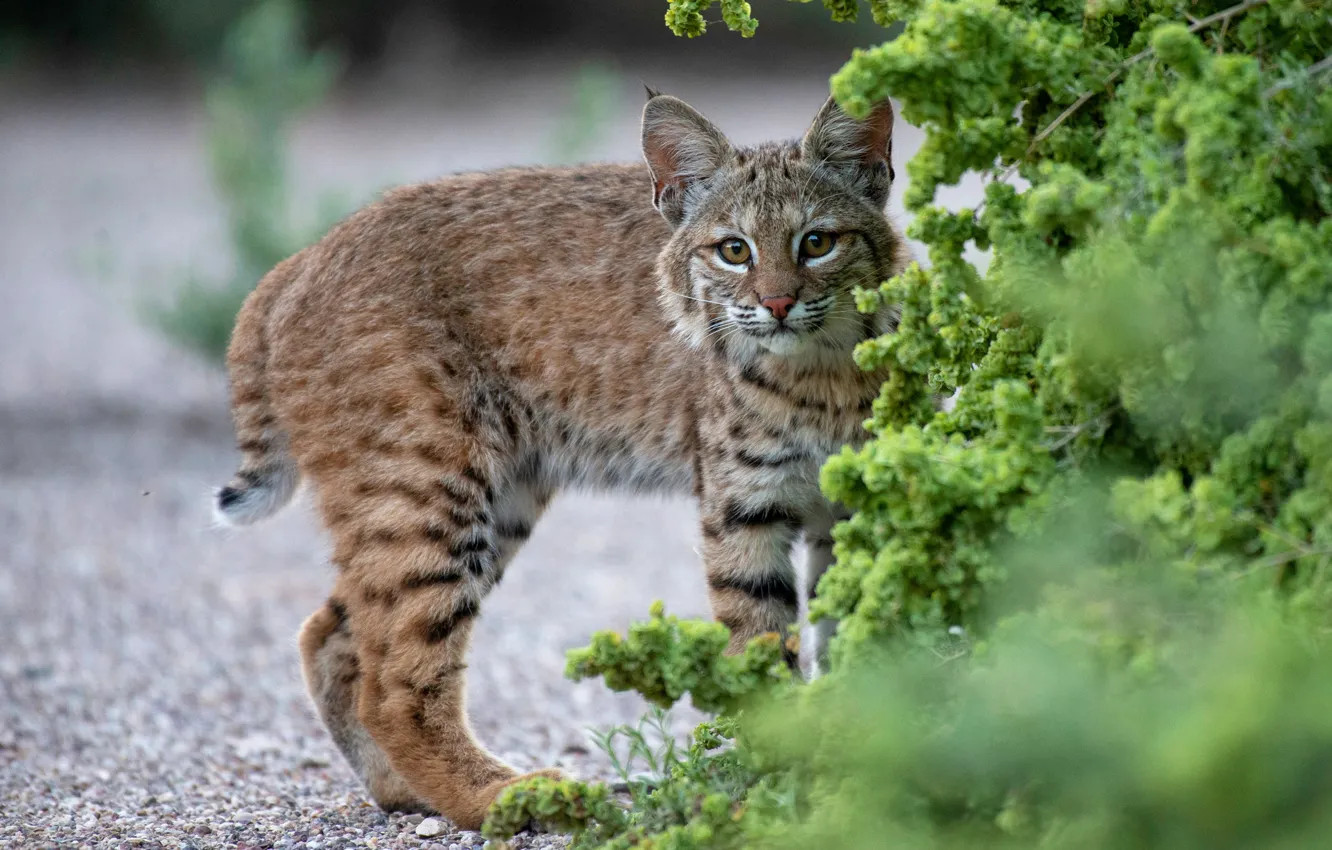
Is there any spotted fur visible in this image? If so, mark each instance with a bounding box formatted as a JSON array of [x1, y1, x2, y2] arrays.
[[216, 92, 906, 829]]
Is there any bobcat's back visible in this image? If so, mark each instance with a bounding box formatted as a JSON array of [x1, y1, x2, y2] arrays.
[[217, 163, 696, 525]]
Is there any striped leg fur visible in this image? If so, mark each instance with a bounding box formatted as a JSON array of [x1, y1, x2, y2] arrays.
[[298, 476, 555, 815], [299, 592, 428, 813], [699, 492, 802, 669], [294, 391, 560, 830]]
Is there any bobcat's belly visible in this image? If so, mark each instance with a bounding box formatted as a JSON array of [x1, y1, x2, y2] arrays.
[[532, 416, 695, 496]]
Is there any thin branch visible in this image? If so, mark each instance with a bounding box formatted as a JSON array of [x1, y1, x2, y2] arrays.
[[1265, 53, 1332, 97], [1019, 0, 1273, 161], [1042, 404, 1119, 452], [1216, 14, 1231, 53], [1250, 547, 1332, 571], [1182, 0, 1272, 34], [1245, 522, 1332, 573]]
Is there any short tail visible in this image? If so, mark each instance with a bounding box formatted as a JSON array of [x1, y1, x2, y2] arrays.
[[214, 253, 305, 527]]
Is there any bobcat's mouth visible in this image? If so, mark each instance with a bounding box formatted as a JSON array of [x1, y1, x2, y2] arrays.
[[748, 321, 818, 339], [724, 294, 835, 349]]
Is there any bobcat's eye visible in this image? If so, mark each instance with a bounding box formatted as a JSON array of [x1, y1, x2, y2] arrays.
[[799, 231, 837, 260], [717, 238, 752, 266]]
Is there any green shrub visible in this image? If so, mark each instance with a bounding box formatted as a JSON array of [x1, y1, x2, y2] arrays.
[[486, 0, 1332, 846], [150, 0, 342, 360]]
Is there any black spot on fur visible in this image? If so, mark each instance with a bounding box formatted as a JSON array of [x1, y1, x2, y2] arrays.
[[500, 402, 521, 447], [737, 362, 784, 395], [423, 599, 479, 644], [458, 550, 494, 578], [735, 448, 806, 468], [218, 486, 244, 509], [402, 569, 463, 590], [495, 521, 532, 541], [338, 655, 360, 685], [449, 534, 496, 559], [462, 465, 488, 488], [721, 501, 802, 531], [438, 477, 480, 505], [424, 523, 449, 542], [329, 599, 349, 628], [708, 572, 799, 609], [736, 363, 830, 412]]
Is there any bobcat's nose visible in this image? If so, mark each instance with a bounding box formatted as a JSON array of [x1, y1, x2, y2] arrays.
[[760, 295, 796, 320]]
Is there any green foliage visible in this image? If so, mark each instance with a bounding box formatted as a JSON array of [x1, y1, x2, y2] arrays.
[[566, 602, 791, 714], [753, 572, 1332, 849], [818, 0, 1332, 653], [547, 62, 622, 165], [485, 711, 783, 849], [499, 0, 1332, 847], [150, 0, 344, 360], [664, 0, 759, 37]]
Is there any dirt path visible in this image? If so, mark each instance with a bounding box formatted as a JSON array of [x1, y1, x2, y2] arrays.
[[0, 64, 961, 848]]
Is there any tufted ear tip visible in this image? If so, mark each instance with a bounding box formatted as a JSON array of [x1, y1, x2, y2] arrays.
[[801, 95, 895, 205], [643, 83, 666, 101], [802, 95, 894, 166], [640, 95, 732, 226]]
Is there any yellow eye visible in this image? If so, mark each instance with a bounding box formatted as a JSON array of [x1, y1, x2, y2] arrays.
[[800, 231, 837, 260], [717, 238, 752, 266]]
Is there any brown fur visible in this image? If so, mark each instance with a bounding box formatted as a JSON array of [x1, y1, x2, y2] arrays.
[[216, 93, 906, 829]]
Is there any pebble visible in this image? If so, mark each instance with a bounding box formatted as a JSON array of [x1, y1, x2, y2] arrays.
[[416, 817, 446, 838]]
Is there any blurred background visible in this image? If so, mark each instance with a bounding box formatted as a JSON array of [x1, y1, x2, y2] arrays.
[[0, 3, 934, 846]]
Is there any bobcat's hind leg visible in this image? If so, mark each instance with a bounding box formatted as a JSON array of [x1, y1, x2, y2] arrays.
[[299, 478, 554, 822], [299, 594, 428, 812]]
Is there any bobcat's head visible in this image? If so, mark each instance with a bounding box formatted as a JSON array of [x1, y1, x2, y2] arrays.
[[643, 91, 904, 360]]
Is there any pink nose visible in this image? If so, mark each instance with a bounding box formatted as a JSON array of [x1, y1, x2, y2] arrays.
[[760, 295, 796, 320]]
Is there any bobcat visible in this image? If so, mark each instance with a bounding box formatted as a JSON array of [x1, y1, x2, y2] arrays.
[[215, 90, 906, 829]]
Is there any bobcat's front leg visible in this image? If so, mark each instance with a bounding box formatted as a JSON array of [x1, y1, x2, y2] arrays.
[[698, 481, 802, 669]]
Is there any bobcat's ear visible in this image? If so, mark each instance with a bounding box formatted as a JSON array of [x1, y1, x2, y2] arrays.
[[641, 94, 732, 227], [801, 96, 895, 207]]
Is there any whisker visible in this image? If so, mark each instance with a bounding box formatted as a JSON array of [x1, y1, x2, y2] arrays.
[[672, 291, 733, 308]]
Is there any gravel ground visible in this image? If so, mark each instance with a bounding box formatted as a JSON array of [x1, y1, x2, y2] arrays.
[[0, 58, 974, 848]]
